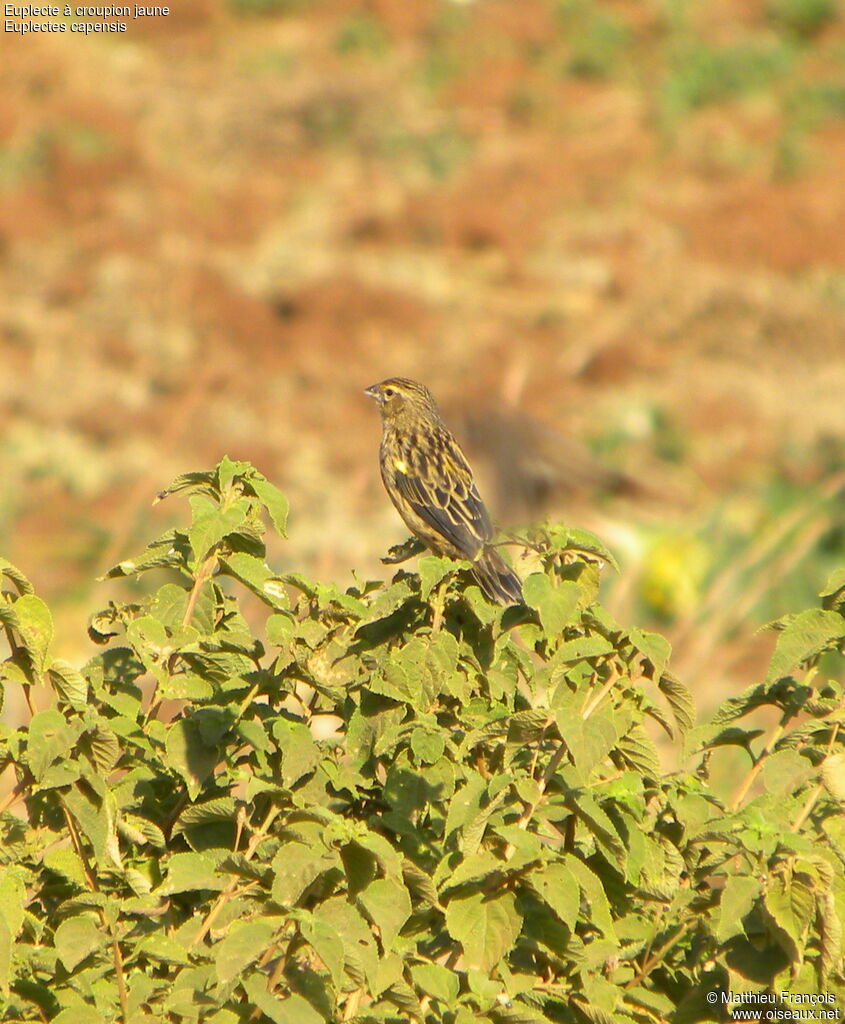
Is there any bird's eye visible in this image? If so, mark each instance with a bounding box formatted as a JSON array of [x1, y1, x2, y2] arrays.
[[383, 387, 396, 398]]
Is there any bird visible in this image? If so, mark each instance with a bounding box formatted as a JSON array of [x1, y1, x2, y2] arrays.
[[364, 377, 523, 606]]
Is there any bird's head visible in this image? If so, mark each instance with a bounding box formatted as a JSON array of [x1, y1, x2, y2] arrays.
[[364, 378, 438, 422]]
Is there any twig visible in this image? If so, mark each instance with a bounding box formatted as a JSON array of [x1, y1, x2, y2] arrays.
[[189, 803, 281, 950]]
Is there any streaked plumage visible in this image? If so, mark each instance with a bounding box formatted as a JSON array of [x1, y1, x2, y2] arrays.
[[365, 377, 522, 606]]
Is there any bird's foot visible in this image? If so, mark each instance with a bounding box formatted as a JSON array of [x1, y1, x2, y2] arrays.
[[381, 537, 427, 564]]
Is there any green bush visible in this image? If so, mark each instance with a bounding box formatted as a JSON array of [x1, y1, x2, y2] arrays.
[[1, 458, 844, 1022]]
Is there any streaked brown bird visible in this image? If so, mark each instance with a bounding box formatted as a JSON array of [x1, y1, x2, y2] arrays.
[[365, 377, 523, 606]]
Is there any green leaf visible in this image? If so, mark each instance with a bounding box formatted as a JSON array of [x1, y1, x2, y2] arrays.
[[358, 876, 412, 949], [273, 719, 320, 788], [214, 919, 276, 986], [42, 849, 88, 889], [418, 556, 455, 600], [165, 718, 220, 800], [271, 843, 331, 906], [26, 708, 78, 781], [445, 889, 523, 971], [160, 852, 227, 894], [242, 978, 323, 1024], [657, 671, 695, 739], [188, 495, 249, 562], [172, 797, 239, 839], [551, 526, 620, 571], [135, 933, 192, 965], [0, 917, 9, 998], [554, 703, 616, 777], [0, 557, 34, 594], [760, 749, 815, 797], [64, 781, 119, 867], [411, 728, 446, 765], [224, 552, 289, 609], [716, 874, 760, 943], [410, 962, 460, 1006], [250, 476, 289, 538], [767, 608, 845, 682], [565, 855, 617, 942], [0, 868, 26, 946], [14, 594, 54, 673], [528, 861, 580, 930], [51, 1009, 106, 1024], [53, 915, 102, 971], [820, 568, 845, 600], [629, 628, 671, 678], [522, 575, 580, 635], [301, 916, 345, 987], [315, 896, 379, 989], [47, 659, 89, 709], [763, 873, 816, 960]]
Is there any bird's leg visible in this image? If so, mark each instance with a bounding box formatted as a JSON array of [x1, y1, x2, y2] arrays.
[[381, 536, 427, 564]]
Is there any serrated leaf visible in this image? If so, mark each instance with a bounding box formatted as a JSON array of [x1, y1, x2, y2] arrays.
[[411, 962, 460, 1007], [418, 556, 455, 600], [818, 885, 842, 979], [172, 797, 238, 838], [43, 849, 88, 888], [271, 843, 330, 906], [523, 575, 580, 635], [359, 876, 412, 949], [617, 725, 661, 779], [716, 874, 759, 943], [81, 720, 121, 774], [767, 609, 845, 683], [760, 749, 815, 798], [14, 594, 53, 673], [223, 552, 289, 610], [26, 709, 78, 781], [301, 915, 345, 987], [411, 728, 445, 765], [64, 780, 120, 867], [315, 896, 379, 989], [629, 628, 671, 679], [555, 704, 616, 777], [529, 861, 580, 930], [658, 671, 695, 739], [135, 932, 192, 965], [273, 719, 320, 788], [250, 476, 289, 538], [0, 557, 34, 595], [549, 526, 620, 571], [242, 978, 323, 1024], [165, 718, 219, 800], [564, 855, 617, 942], [764, 873, 816, 960], [188, 495, 249, 562], [54, 915, 102, 971], [47, 659, 89, 709], [160, 852, 227, 894], [445, 889, 522, 971], [0, 868, 26, 947], [214, 919, 275, 986], [821, 751, 845, 803]]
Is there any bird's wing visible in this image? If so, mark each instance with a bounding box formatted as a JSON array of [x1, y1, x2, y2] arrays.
[[395, 432, 492, 557]]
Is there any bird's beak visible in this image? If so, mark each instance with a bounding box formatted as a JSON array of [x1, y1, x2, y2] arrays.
[[364, 384, 380, 401]]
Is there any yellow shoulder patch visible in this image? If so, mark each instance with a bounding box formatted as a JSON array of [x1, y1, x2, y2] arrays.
[[393, 458, 408, 473]]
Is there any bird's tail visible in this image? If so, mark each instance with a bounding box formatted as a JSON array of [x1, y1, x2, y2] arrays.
[[472, 547, 523, 606]]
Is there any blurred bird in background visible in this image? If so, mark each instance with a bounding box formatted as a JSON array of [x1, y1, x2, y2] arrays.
[[461, 407, 650, 524], [365, 377, 523, 606]]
